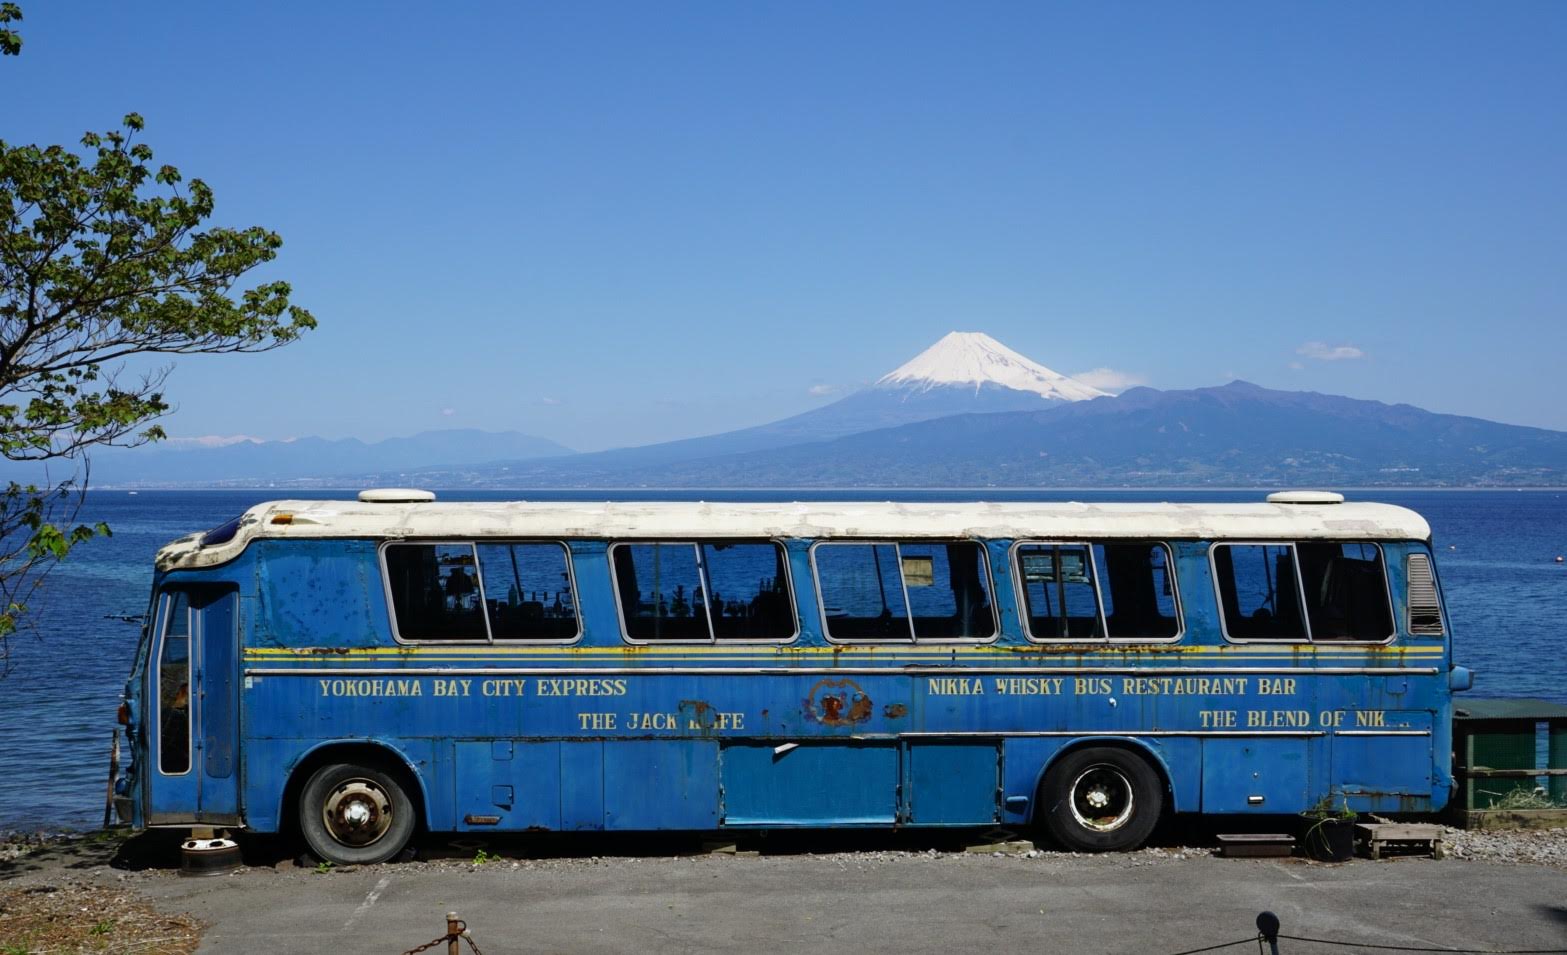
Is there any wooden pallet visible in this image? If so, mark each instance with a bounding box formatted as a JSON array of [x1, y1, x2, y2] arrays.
[[1355, 822, 1446, 860]]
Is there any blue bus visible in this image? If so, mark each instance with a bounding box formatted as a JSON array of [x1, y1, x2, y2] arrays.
[[116, 490, 1470, 863]]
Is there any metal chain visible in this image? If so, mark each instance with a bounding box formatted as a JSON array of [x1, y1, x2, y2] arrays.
[[399, 936, 454, 955], [398, 919, 486, 955]]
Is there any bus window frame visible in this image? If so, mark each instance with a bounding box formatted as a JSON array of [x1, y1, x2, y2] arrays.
[[810, 539, 1000, 646], [379, 539, 583, 646], [1209, 540, 1397, 646], [1011, 540, 1184, 645], [609, 539, 800, 646], [154, 590, 193, 778]]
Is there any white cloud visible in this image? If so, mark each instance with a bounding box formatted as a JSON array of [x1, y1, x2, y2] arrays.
[[1296, 341, 1365, 361], [1289, 361, 1305, 371], [441, 407, 457, 416], [1069, 367, 1147, 395], [807, 383, 840, 398], [540, 397, 561, 406]]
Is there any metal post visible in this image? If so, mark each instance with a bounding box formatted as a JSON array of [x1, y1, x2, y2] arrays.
[[102, 731, 120, 829], [1257, 911, 1281, 955], [447, 912, 461, 955]]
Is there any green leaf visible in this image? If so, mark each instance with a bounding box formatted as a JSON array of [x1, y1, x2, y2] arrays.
[[0, 2, 20, 56]]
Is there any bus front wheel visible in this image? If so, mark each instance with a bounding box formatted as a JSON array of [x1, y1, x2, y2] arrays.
[[299, 762, 415, 865], [1038, 746, 1163, 852]]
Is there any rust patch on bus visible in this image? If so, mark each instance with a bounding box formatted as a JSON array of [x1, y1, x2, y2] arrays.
[[882, 703, 908, 719], [680, 699, 714, 733], [803, 678, 873, 726]]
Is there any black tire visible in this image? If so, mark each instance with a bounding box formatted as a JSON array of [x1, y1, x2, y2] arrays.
[[299, 761, 416, 865], [1037, 746, 1163, 852]]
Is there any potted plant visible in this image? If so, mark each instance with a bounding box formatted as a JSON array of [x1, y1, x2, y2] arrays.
[[1299, 794, 1358, 862]]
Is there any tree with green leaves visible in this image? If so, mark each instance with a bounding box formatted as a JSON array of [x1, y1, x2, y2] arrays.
[[1, 89, 316, 666], [0, 3, 20, 57]]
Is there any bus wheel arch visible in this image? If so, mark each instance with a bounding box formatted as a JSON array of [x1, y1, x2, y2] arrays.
[[282, 741, 426, 864], [1032, 739, 1169, 852]]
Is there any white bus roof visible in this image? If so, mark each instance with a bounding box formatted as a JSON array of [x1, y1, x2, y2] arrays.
[[156, 496, 1433, 571]]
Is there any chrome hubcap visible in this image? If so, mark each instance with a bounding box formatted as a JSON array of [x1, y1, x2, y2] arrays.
[[323, 779, 393, 847], [1069, 765, 1135, 833]]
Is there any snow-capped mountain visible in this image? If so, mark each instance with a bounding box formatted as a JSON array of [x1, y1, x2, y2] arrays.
[[876, 331, 1109, 401], [392, 332, 1112, 482]]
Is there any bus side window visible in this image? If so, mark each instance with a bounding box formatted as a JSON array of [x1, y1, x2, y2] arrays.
[[613, 543, 709, 641], [1094, 543, 1181, 640], [1213, 543, 1307, 641], [158, 592, 191, 775], [814, 543, 910, 641], [701, 542, 795, 641], [1297, 542, 1393, 642], [385, 543, 488, 641], [815, 541, 994, 642], [612, 541, 795, 642], [905, 542, 994, 640], [476, 543, 579, 641], [1016, 544, 1102, 640]]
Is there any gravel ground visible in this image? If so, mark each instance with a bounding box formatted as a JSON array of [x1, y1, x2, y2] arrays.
[[0, 830, 70, 866], [9, 823, 1567, 873], [1443, 824, 1567, 866], [376, 841, 1217, 876], [0, 879, 203, 954]]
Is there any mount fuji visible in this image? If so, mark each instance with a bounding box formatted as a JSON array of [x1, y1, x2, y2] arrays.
[[745, 330, 1107, 442], [414, 332, 1110, 481], [875, 331, 1108, 402]]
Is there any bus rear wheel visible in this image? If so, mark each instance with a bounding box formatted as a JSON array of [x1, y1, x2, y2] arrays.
[[299, 762, 415, 865], [1038, 746, 1163, 852]]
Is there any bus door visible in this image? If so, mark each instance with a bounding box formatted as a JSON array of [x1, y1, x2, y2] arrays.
[[145, 587, 240, 825]]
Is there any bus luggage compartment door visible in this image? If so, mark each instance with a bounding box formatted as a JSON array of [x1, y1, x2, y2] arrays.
[[720, 742, 898, 826], [1330, 711, 1434, 812], [906, 741, 1001, 825], [453, 740, 721, 832], [1200, 738, 1309, 813]]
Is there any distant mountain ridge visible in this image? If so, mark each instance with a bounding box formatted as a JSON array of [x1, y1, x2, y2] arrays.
[[21, 332, 1567, 488], [54, 429, 574, 487], [396, 380, 1567, 488], [597, 381, 1567, 487]]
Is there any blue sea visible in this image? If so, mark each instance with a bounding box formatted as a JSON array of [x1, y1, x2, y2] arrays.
[[0, 488, 1563, 832]]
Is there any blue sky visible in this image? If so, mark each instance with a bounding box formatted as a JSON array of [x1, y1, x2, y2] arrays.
[[6, 1, 1565, 451]]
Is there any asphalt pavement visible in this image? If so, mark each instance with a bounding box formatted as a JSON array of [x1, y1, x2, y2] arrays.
[[94, 834, 1567, 954]]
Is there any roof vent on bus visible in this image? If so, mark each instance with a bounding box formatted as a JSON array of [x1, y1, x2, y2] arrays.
[[357, 488, 437, 503], [1266, 491, 1344, 505]]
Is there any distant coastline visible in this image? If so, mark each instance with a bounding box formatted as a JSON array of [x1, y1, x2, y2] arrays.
[[82, 483, 1567, 493]]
